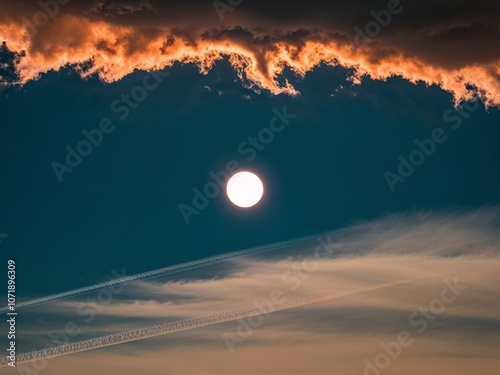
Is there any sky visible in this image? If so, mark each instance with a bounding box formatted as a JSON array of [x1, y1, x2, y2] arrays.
[[0, 0, 499, 374]]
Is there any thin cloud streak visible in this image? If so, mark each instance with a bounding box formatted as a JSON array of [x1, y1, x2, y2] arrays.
[[2, 275, 432, 366]]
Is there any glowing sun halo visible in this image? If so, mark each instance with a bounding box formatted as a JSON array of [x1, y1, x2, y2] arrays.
[[226, 171, 264, 208]]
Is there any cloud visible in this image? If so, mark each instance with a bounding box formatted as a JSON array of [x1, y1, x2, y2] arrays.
[[15, 207, 500, 373], [28, 207, 500, 321], [88, 0, 154, 16], [0, 1, 499, 105], [328, 207, 500, 258]]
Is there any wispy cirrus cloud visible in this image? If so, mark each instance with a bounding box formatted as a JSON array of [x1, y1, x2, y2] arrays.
[[27, 207, 500, 322], [15, 207, 500, 374]]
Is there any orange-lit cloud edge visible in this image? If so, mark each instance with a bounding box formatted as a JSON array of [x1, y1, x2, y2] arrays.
[[1, 15, 499, 107]]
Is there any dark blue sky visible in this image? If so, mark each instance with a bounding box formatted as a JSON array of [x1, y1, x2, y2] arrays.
[[1, 2, 500, 374], [1, 58, 499, 298]]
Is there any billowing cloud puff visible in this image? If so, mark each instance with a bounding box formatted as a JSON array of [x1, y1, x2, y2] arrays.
[[88, 0, 153, 16], [0, 1, 499, 106]]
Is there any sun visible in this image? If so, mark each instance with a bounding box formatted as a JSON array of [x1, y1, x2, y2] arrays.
[[226, 171, 264, 208]]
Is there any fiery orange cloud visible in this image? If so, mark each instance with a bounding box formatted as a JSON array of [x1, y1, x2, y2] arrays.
[[1, 15, 499, 106]]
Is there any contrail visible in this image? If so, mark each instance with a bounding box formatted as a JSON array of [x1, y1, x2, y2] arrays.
[[0, 275, 433, 367], [0, 228, 355, 313]]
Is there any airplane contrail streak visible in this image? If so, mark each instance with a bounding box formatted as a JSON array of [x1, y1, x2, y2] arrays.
[[0, 275, 433, 367], [0, 228, 354, 313]]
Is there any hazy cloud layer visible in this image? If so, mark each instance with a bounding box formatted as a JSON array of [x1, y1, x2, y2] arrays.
[[15, 208, 500, 374]]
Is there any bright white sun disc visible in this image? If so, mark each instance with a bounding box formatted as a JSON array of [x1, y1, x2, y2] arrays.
[[226, 171, 264, 208]]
